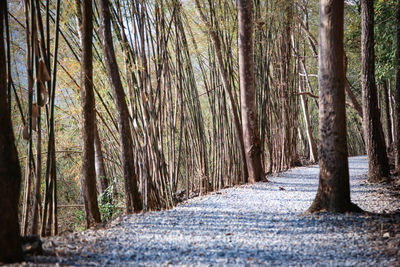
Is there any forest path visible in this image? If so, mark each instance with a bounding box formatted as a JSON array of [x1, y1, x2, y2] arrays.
[[29, 156, 400, 266]]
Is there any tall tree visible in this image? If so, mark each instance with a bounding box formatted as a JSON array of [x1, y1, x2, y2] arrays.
[[395, 0, 400, 170], [194, 0, 249, 182], [238, 0, 263, 182], [98, 0, 142, 213], [280, 1, 295, 169], [80, 0, 101, 227], [75, 0, 109, 197], [361, 0, 389, 182], [308, 0, 361, 213], [0, 3, 23, 262]]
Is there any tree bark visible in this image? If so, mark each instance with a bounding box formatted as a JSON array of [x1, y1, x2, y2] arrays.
[[238, 0, 264, 182], [80, 0, 101, 227], [382, 80, 393, 147], [0, 4, 23, 262], [98, 0, 142, 213], [94, 120, 109, 195], [308, 0, 361, 213], [394, 0, 400, 170], [281, 2, 295, 169], [361, 0, 389, 182]]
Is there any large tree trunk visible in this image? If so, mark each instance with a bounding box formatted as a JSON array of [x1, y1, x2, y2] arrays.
[[394, 0, 400, 170], [0, 4, 23, 262], [98, 0, 142, 213], [80, 0, 101, 227], [361, 0, 389, 182], [238, 0, 263, 183], [308, 0, 361, 213]]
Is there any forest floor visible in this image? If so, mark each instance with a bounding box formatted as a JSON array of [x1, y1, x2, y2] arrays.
[[19, 156, 400, 266]]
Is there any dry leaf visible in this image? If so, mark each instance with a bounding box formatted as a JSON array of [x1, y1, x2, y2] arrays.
[[32, 118, 37, 131], [38, 59, 51, 82], [34, 32, 40, 58], [23, 124, 29, 140], [141, 92, 148, 103], [32, 103, 39, 117], [38, 82, 48, 106]]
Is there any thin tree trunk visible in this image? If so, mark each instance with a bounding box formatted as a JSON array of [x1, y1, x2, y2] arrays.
[[343, 52, 363, 117], [308, 0, 361, 213], [94, 120, 109, 195], [29, 0, 46, 236], [361, 0, 389, 182], [345, 80, 363, 117], [80, 0, 101, 227], [281, 2, 294, 169], [238, 0, 264, 182], [22, 0, 35, 236], [98, 0, 142, 213], [41, 0, 61, 237], [30, 103, 41, 235], [394, 0, 400, 170], [0, 3, 23, 261], [382, 80, 393, 147], [299, 79, 318, 162]]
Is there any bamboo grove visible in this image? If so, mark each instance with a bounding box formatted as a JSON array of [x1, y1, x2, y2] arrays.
[[6, 0, 397, 233]]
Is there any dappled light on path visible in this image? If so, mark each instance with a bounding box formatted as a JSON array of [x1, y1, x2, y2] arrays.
[[30, 156, 399, 266]]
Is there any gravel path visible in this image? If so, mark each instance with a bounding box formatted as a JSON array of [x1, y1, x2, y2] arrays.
[[27, 156, 400, 266]]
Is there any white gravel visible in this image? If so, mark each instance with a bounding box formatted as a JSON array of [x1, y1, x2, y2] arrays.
[[28, 156, 400, 266]]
